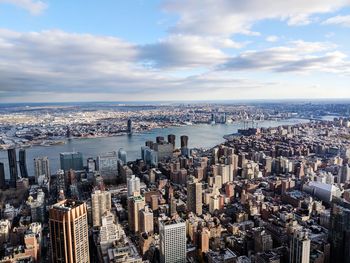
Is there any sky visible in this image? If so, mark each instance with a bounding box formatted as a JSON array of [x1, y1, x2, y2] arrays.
[[0, 0, 350, 102]]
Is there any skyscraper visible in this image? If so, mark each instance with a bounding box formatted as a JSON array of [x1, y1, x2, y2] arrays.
[[141, 146, 158, 166], [139, 206, 154, 234], [34, 156, 50, 183], [96, 152, 118, 183], [49, 199, 89, 263], [87, 158, 96, 173], [167, 134, 176, 148], [18, 149, 28, 178], [289, 231, 310, 263], [180, 135, 188, 148], [118, 148, 127, 165], [127, 119, 133, 134], [159, 217, 186, 263], [127, 175, 140, 197], [187, 176, 202, 215], [153, 142, 173, 160], [91, 190, 111, 227], [7, 148, 18, 188], [18, 149, 29, 178], [0, 162, 5, 189], [60, 152, 83, 172], [330, 203, 350, 263], [127, 195, 145, 233]]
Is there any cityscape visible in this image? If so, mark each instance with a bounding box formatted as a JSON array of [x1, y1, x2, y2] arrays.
[[1, 1, 350, 263]]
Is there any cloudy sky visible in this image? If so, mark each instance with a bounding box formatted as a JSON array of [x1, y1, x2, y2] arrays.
[[0, 0, 350, 102]]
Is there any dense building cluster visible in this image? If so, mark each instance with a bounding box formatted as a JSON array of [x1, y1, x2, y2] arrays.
[[1, 117, 350, 262]]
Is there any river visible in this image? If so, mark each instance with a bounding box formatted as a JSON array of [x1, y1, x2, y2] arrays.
[[0, 119, 309, 178]]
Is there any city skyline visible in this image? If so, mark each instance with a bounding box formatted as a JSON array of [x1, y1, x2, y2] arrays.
[[0, 0, 350, 102]]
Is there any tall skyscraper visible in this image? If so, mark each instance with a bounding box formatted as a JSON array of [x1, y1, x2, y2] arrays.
[[127, 195, 145, 233], [49, 199, 89, 263], [153, 143, 173, 160], [96, 152, 118, 183], [289, 231, 310, 263], [159, 217, 186, 263], [141, 146, 158, 166], [330, 203, 350, 263], [34, 156, 50, 183], [187, 176, 202, 215], [0, 162, 5, 189], [127, 119, 133, 134], [56, 169, 66, 195], [118, 148, 127, 165], [167, 134, 176, 148], [7, 148, 18, 188], [18, 149, 28, 178], [180, 135, 188, 148], [127, 175, 140, 197], [91, 190, 112, 227], [60, 152, 83, 172]]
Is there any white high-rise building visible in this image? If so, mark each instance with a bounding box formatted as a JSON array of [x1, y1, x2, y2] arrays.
[[159, 217, 186, 263], [99, 211, 125, 257], [91, 190, 111, 227], [127, 175, 140, 197], [290, 231, 310, 263]]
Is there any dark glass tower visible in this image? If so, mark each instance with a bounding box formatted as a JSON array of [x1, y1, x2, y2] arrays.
[[0, 162, 5, 189], [180, 135, 189, 148], [7, 148, 18, 188], [19, 149, 29, 178], [156, 136, 165, 144], [127, 119, 133, 134], [167, 134, 176, 148]]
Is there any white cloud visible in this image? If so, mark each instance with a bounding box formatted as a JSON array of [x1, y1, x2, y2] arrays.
[[322, 15, 350, 27], [0, 0, 47, 15], [220, 40, 350, 74], [286, 14, 313, 25], [266, 35, 279, 42], [163, 0, 350, 36], [0, 29, 349, 102], [139, 35, 245, 69]]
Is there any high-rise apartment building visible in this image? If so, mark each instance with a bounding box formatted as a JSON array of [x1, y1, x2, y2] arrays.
[[49, 199, 89, 263], [187, 176, 202, 215], [60, 152, 84, 172], [289, 231, 310, 263], [91, 190, 111, 227], [139, 206, 154, 234], [34, 156, 50, 183], [127, 195, 145, 233], [127, 175, 140, 197], [7, 148, 18, 188], [159, 217, 186, 263]]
